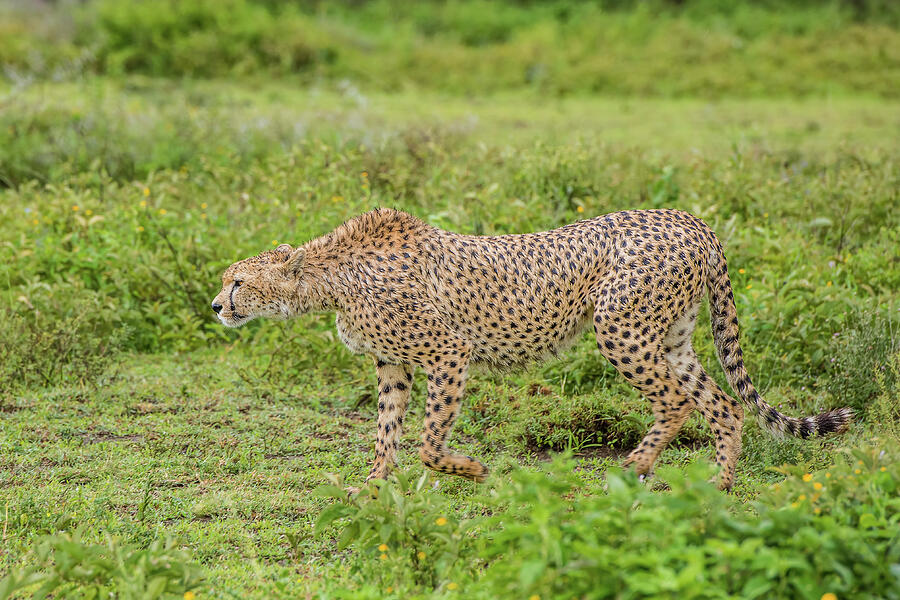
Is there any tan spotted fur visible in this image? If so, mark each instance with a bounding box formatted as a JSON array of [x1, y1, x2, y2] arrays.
[[212, 208, 851, 490]]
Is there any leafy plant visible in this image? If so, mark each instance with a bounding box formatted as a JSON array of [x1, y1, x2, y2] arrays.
[[473, 452, 900, 599], [312, 450, 900, 599], [314, 470, 478, 591], [0, 528, 204, 600]]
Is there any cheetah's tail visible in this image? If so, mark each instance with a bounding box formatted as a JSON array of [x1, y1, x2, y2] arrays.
[[705, 244, 852, 439]]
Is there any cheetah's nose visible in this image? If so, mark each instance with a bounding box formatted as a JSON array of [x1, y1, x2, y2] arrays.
[[212, 302, 223, 314]]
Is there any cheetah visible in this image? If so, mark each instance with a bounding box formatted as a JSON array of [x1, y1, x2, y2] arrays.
[[211, 208, 851, 490]]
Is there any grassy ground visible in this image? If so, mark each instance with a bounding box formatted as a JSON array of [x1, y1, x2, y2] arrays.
[[1, 74, 898, 597]]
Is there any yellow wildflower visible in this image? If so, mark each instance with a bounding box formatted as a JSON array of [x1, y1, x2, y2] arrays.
[[577, 206, 585, 213], [137, 226, 144, 232], [821, 594, 837, 600], [802, 473, 813, 482], [798, 494, 806, 501], [825, 473, 831, 478], [143, 187, 150, 197], [530, 596, 541, 600], [738, 268, 746, 274], [447, 582, 458, 590], [72, 205, 79, 212], [380, 553, 388, 560], [158, 209, 167, 215], [140, 200, 147, 208], [272, 240, 278, 246], [201, 213, 207, 219], [201, 202, 207, 209], [813, 482, 823, 490], [435, 517, 448, 526], [387, 587, 393, 593], [746, 284, 752, 290], [881, 467, 887, 472], [85, 209, 93, 216], [32, 218, 39, 225], [417, 551, 426, 560], [854, 469, 862, 474], [184, 592, 196, 600], [814, 507, 821, 514], [827, 281, 832, 287], [763, 212, 769, 218], [378, 543, 388, 552]]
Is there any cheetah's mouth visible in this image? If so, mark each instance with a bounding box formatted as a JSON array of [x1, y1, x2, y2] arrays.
[[228, 281, 246, 321], [219, 312, 248, 327]]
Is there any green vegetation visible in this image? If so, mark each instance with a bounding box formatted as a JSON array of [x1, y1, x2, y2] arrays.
[[1, 1, 898, 598], [316, 449, 900, 598], [2, 0, 899, 97]]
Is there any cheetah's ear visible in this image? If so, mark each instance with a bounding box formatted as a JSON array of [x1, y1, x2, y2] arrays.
[[283, 247, 306, 277], [275, 243, 292, 253]]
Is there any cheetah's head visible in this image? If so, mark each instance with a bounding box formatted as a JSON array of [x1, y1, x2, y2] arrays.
[[211, 243, 307, 328]]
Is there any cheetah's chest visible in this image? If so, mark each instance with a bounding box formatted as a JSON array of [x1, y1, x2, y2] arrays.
[[335, 313, 373, 356]]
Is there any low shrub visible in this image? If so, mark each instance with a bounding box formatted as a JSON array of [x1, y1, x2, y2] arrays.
[[0, 528, 203, 600], [474, 451, 900, 599], [314, 470, 480, 593], [0, 289, 125, 392], [824, 306, 899, 415], [314, 445, 900, 598]]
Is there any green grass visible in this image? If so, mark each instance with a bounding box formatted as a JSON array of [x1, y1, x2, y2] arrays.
[[1, 76, 898, 597], [1, 3, 899, 594]]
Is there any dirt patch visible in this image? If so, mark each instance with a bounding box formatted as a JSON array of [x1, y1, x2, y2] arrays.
[[163, 515, 214, 525], [154, 479, 197, 489], [265, 453, 306, 461], [80, 430, 144, 444], [57, 474, 93, 485], [527, 383, 553, 397], [530, 446, 630, 462], [128, 400, 179, 415], [338, 410, 370, 424]]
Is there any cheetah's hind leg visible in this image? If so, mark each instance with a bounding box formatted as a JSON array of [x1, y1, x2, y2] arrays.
[[593, 307, 697, 482], [664, 305, 745, 491]]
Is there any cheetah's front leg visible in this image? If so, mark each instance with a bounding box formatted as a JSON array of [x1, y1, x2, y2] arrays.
[[366, 360, 414, 482], [419, 353, 489, 483]]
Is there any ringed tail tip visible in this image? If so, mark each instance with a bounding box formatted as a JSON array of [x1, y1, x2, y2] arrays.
[[816, 407, 854, 436]]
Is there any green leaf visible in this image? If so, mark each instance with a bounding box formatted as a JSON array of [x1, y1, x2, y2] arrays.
[[311, 485, 350, 501], [741, 575, 774, 599], [336, 521, 360, 551], [518, 560, 546, 588], [314, 504, 350, 533]]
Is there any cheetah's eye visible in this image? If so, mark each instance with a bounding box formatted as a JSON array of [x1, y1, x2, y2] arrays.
[[233, 280, 242, 288]]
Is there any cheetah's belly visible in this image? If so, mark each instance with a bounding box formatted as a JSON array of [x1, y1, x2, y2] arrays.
[[465, 304, 595, 369]]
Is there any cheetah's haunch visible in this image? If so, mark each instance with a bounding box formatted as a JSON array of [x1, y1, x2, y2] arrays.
[[212, 208, 852, 490]]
